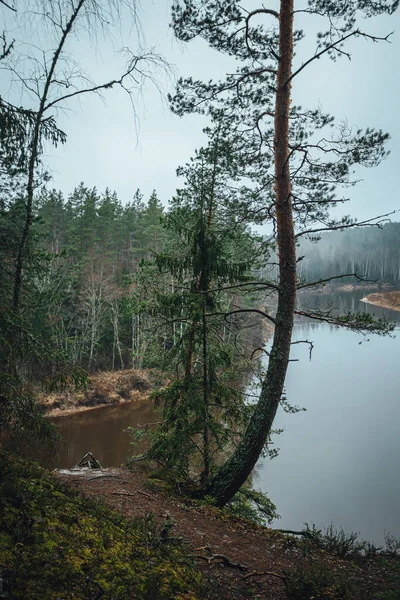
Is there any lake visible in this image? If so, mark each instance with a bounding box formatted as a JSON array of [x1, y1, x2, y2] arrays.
[[254, 288, 400, 545], [51, 287, 399, 545]]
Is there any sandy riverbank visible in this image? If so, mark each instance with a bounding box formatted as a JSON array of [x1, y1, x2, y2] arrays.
[[38, 369, 154, 417], [360, 290, 400, 312]]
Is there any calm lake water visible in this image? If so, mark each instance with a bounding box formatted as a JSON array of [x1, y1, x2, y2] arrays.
[[51, 288, 399, 545], [254, 288, 400, 545]]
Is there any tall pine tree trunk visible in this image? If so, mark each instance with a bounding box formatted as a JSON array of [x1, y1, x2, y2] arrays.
[[201, 0, 297, 507]]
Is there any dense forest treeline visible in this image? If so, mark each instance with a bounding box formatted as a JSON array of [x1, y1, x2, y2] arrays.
[[5, 181, 398, 376], [33, 185, 167, 372], [1, 181, 263, 377], [4, 179, 397, 379]]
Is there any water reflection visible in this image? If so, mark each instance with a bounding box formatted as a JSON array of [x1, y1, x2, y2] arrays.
[[297, 287, 400, 324], [50, 400, 157, 469], [255, 288, 400, 544]]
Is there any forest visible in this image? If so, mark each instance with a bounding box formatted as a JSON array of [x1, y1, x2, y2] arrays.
[[297, 223, 400, 285], [1, 1, 400, 599]]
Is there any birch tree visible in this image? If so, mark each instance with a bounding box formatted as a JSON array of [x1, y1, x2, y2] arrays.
[[0, 0, 168, 310]]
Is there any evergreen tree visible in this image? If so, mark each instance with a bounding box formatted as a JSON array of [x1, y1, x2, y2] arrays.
[[139, 127, 264, 485], [169, 0, 397, 505]]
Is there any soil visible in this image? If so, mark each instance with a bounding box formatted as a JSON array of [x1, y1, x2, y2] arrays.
[[361, 290, 400, 312], [55, 467, 398, 600]]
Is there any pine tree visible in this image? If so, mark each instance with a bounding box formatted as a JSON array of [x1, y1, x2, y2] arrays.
[[169, 0, 397, 505]]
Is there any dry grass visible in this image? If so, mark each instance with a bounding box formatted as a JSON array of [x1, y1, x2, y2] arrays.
[[363, 291, 400, 312], [38, 369, 156, 416]]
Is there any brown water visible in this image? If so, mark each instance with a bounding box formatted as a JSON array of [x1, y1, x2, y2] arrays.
[[50, 400, 157, 469]]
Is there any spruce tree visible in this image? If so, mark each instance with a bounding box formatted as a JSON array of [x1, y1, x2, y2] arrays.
[[141, 126, 264, 485]]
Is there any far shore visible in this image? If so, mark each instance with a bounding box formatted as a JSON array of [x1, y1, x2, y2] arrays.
[[38, 369, 154, 418], [39, 309, 274, 418], [360, 290, 400, 312]]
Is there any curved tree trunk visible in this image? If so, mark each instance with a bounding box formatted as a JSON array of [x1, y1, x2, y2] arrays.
[[200, 0, 297, 507]]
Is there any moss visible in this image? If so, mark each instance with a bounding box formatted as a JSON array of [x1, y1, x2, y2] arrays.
[[0, 449, 203, 599]]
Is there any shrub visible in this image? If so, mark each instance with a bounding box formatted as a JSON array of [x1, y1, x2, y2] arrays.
[[283, 563, 354, 600], [384, 532, 400, 557], [224, 487, 279, 526], [303, 523, 366, 559]]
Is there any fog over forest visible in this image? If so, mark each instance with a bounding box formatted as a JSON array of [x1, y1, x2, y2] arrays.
[[297, 222, 400, 285]]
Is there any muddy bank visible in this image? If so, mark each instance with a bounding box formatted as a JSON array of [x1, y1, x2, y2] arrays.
[[38, 369, 157, 417], [361, 290, 400, 312]]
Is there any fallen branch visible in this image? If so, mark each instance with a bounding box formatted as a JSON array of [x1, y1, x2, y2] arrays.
[[112, 490, 135, 497], [239, 569, 285, 581], [196, 546, 248, 571], [88, 474, 124, 481], [137, 489, 156, 500], [273, 528, 313, 538]]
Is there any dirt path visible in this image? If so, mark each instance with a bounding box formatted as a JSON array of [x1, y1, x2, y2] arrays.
[[55, 468, 394, 599]]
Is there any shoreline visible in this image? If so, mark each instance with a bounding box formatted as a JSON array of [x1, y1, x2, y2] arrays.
[[40, 303, 275, 418], [360, 290, 400, 312], [39, 369, 153, 418]]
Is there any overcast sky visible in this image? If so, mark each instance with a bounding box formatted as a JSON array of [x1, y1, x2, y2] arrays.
[[3, 1, 400, 224]]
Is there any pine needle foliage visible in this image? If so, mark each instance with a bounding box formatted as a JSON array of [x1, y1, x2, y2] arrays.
[[133, 126, 263, 487]]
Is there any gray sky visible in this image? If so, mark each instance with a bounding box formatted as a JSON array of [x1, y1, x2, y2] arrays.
[[4, 1, 400, 223]]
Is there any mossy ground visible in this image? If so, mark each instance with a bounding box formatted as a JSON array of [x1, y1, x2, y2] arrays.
[[0, 449, 203, 599], [1, 451, 399, 600]]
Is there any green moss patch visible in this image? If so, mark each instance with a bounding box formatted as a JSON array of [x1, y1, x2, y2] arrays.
[[0, 449, 203, 599]]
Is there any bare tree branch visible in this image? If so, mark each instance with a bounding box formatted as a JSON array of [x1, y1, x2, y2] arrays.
[[0, 0, 16, 12], [287, 29, 393, 85], [297, 273, 379, 290], [295, 210, 397, 239]]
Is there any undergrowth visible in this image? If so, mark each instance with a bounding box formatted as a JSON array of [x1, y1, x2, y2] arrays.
[[224, 487, 280, 526], [302, 523, 400, 560], [283, 563, 354, 600], [0, 449, 203, 600]]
